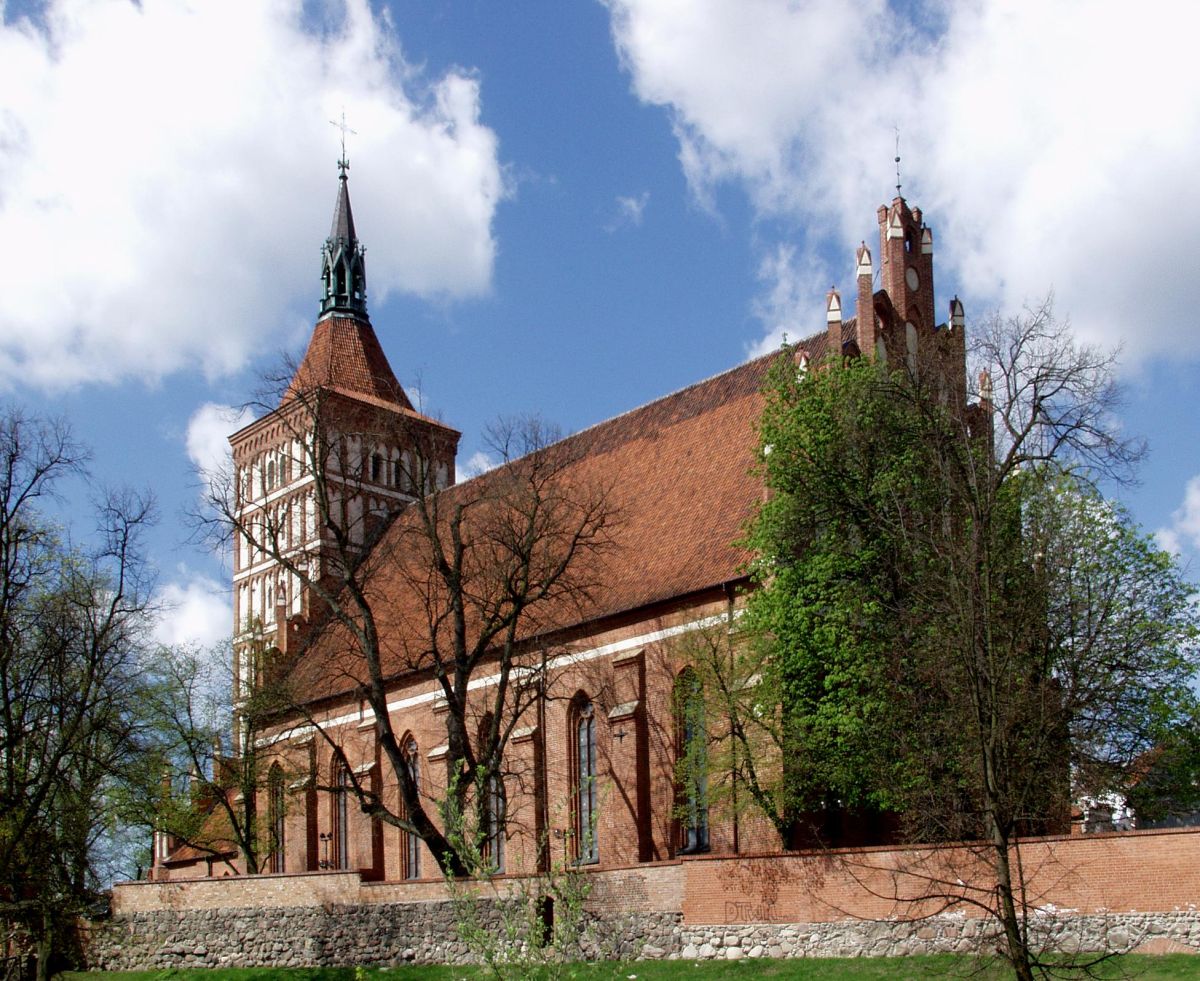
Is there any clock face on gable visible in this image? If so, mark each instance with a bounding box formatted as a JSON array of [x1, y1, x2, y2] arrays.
[[905, 266, 920, 291]]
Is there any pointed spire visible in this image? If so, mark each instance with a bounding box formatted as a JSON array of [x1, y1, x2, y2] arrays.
[[329, 160, 357, 243], [949, 296, 965, 332], [856, 243, 875, 359], [826, 286, 843, 364], [319, 161, 368, 318], [856, 243, 873, 279], [826, 286, 842, 324], [978, 369, 994, 407]]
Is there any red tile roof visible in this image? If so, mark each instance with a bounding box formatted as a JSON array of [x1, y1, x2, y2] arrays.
[[287, 314, 413, 410], [285, 326, 846, 700]]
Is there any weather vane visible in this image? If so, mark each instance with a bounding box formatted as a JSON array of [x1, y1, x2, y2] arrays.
[[894, 125, 902, 198], [330, 110, 357, 176]]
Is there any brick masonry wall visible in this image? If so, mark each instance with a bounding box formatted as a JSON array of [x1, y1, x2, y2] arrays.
[[96, 829, 1200, 969], [682, 827, 1200, 925]]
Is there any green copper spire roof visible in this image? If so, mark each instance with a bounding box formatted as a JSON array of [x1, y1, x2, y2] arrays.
[[319, 160, 367, 318]]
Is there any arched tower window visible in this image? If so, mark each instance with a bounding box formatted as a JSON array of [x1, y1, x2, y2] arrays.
[[268, 763, 286, 873], [905, 321, 919, 377], [570, 695, 599, 864], [675, 669, 709, 854]]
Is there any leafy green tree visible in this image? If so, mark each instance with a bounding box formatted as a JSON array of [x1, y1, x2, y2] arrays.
[[145, 641, 291, 876], [0, 408, 161, 979], [710, 303, 1199, 979]]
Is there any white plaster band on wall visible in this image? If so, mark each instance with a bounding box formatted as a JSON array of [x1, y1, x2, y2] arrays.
[[261, 609, 735, 748]]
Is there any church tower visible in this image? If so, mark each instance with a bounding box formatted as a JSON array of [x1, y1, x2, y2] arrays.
[[228, 162, 460, 740], [877, 196, 935, 337], [819, 192, 966, 402]]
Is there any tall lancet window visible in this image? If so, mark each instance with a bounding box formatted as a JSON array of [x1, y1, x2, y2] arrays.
[[479, 714, 505, 873], [571, 696, 598, 864], [676, 669, 709, 854], [268, 764, 286, 873], [333, 758, 350, 870], [401, 736, 421, 879]]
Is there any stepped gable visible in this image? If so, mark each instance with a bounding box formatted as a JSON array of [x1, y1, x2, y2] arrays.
[[287, 323, 848, 702], [286, 314, 414, 411]]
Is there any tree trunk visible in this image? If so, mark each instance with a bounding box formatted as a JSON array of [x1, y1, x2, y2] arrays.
[[990, 830, 1034, 981], [34, 908, 51, 981]]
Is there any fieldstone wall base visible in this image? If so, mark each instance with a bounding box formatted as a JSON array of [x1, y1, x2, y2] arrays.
[[676, 912, 1200, 961], [85, 903, 680, 971], [86, 905, 1200, 971]]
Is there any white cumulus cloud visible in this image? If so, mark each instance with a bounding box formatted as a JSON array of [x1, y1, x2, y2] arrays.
[[186, 402, 255, 497], [0, 0, 505, 390], [460, 450, 499, 480], [748, 242, 829, 358], [153, 570, 231, 649], [1156, 475, 1200, 558], [604, 0, 1200, 362]]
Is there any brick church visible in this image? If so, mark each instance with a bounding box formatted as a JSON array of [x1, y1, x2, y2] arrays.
[[151, 162, 970, 883]]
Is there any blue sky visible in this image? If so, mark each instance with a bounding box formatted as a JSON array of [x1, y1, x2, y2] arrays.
[[2, 0, 1198, 647]]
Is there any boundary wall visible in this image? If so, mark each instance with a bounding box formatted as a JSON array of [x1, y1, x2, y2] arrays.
[[89, 828, 1200, 969]]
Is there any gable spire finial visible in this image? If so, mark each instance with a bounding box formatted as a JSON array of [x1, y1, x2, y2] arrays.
[[894, 124, 902, 199], [330, 110, 357, 178]]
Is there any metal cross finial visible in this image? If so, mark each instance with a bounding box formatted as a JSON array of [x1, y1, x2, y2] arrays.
[[330, 110, 357, 176], [894, 125, 902, 198]]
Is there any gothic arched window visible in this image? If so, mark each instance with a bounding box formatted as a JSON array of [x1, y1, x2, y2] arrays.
[[400, 452, 414, 494], [333, 757, 350, 870], [478, 714, 505, 873], [571, 695, 598, 864], [401, 736, 421, 880], [675, 669, 709, 854], [268, 763, 286, 873]]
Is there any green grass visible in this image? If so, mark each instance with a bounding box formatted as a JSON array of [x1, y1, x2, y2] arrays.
[[59, 952, 1200, 980]]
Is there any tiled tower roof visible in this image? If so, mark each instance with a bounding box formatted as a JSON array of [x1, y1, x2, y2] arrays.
[[286, 314, 414, 410]]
